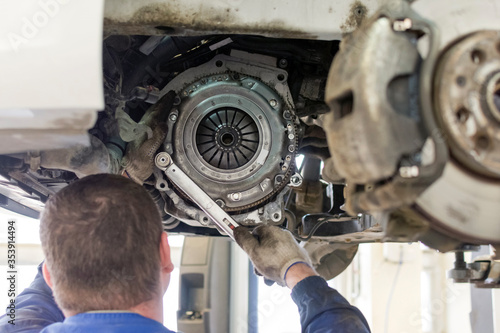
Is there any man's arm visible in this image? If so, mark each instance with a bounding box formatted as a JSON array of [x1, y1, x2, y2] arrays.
[[287, 263, 370, 333], [0, 263, 64, 332], [234, 226, 370, 333]]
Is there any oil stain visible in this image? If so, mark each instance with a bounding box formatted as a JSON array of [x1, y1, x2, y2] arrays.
[[104, 3, 316, 39], [340, 1, 368, 33]]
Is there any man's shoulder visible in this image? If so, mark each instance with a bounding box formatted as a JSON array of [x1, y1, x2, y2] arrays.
[[40, 312, 176, 333]]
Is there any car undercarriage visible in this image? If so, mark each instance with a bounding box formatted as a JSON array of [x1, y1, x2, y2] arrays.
[[0, 0, 499, 285]]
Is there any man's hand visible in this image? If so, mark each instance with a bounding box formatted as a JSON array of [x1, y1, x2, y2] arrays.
[[122, 91, 175, 184], [122, 122, 167, 184], [234, 225, 317, 287]]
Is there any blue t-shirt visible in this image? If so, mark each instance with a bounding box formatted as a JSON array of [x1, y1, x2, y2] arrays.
[[40, 312, 175, 333]]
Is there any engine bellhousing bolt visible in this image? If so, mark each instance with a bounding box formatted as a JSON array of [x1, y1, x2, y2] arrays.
[[169, 114, 178, 122], [230, 192, 241, 201], [290, 174, 303, 187], [269, 99, 278, 107]]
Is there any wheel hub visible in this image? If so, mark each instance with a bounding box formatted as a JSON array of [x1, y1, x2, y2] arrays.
[[435, 30, 500, 178]]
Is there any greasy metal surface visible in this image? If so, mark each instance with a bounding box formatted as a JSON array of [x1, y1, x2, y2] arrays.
[[232, 189, 289, 226], [294, 180, 323, 214], [39, 135, 116, 178], [435, 31, 500, 178], [103, 0, 381, 40], [308, 225, 384, 244], [304, 214, 384, 244], [303, 241, 359, 280], [155, 152, 239, 239], [297, 215, 383, 275], [301, 215, 363, 235], [324, 15, 423, 184], [153, 168, 211, 228]]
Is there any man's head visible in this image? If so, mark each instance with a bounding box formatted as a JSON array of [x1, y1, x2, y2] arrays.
[[39, 174, 173, 315]]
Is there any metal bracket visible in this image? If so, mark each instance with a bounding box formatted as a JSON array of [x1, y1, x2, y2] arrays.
[[447, 251, 500, 288]]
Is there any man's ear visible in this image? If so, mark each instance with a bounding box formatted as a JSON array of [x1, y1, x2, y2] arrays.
[[160, 231, 174, 274], [42, 262, 53, 289]]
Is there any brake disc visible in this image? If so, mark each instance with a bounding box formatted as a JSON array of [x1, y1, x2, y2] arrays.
[[414, 0, 500, 244]]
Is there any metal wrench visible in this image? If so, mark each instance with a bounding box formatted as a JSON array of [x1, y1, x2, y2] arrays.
[[154, 152, 239, 240]]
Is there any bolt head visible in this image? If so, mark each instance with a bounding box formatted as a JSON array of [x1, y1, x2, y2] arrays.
[[290, 174, 302, 186], [231, 192, 241, 201], [155, 153, 171, 167]]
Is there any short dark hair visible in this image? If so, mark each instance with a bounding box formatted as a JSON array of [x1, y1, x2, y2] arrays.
[[40, 174, 163, 313]]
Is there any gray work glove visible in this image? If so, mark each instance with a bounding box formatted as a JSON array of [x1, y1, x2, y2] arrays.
[[122, 123, 167, 184], [122, 91, 175, 184], [234, 225, 313, 287]]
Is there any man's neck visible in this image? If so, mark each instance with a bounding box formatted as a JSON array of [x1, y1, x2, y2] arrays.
[[62, 297, 164, 323], [130, 296, 164, 323]]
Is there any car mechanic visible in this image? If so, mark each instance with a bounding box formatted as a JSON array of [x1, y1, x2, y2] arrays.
[[0, 174, 370, 332]]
